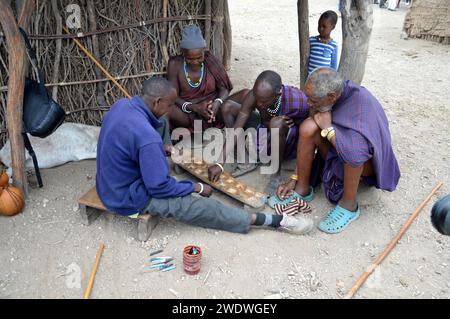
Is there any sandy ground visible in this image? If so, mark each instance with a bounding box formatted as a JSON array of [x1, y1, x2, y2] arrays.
[[1, 1, 449, 299]]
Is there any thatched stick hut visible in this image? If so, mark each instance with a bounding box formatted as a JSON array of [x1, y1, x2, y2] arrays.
[[0, 0, 231, 193], [403, 0, 450, 44], [0, 0, 232, 146]]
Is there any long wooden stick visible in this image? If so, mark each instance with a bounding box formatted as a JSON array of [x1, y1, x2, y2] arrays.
[[84, 242, 105, 299], [25, 15, 210, 40], [161, 0, 169, 65], [345, 182, 444, 299], [212, 0, 225, 65], [0, 71, 165, 92], [297, 0, 310, 90], [0, 0, 28, 195], [63, 26, 132, 99], [204, 0, 212, 49]]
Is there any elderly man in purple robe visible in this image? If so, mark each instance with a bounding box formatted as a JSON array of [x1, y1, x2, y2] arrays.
[[270, 68, 400, 233]]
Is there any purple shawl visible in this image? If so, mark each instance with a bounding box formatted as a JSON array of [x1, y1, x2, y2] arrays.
[[322, 80, 401, 203], [256, 85, 309, 159]]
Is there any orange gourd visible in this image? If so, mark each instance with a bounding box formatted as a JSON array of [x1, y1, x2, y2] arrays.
[[0, 186, 24, 216]]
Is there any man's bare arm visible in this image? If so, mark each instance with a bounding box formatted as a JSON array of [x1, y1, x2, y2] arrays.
[[167, 59, 186, 108], [209, 86, 231, 122], [217, 90, 256, 164], [216, 86, 230, 102]]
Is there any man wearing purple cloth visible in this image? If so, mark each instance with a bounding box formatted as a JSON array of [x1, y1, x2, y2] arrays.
[[96, 76, 314, 236], [208, 70, 310, 185], [271, 68, 400, 234]]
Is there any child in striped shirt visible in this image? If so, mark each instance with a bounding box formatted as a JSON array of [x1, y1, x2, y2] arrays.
[[308, 11, 339, 74]]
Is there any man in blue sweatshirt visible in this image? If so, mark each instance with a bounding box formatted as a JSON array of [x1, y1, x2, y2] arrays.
[[96, 76, 313, 235]]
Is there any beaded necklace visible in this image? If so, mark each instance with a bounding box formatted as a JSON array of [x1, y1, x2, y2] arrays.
[[267, 95, 282, 117], [183, 61, 204, 88]]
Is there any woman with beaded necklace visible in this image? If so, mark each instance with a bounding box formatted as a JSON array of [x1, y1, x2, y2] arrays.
[[167, 25, 249, 132]]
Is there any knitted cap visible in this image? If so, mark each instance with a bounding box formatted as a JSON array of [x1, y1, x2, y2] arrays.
[[180, 25, 206, 49]]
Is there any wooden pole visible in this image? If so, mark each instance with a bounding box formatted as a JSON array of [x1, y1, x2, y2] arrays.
[[0, 0, 28, 194], [63, 26, 132, 99], [50, 0, 62, 102], [338, 0, 373, 84], [25, 15, 211, 40], [222, 0, 232, 70], [297, 0, 310, 90], [345, 182, 444, 299], [0, 71, 166, 92], [87, 0, 107, 106], [135, 0, 153, 73], [84, 242, 105, 299], [161, 0, 169, 65], [204, 0, 212, 49], [212, 0, 224, 65], [17, 0, 35, 78], [17, 0, 35, 32]]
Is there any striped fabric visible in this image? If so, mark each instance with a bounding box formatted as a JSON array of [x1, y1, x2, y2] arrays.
[[255, 85, 310, 160], [321, 80, 401, 203], [274, 197, 312, 216], [281, 85, 310, 121], [308, 36, 338, 74]]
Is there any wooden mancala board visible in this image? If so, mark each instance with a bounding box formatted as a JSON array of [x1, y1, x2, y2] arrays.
[[176, 159, 267, 209]]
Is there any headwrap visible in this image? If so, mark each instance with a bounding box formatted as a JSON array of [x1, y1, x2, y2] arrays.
[[180, 25, 206, 49]]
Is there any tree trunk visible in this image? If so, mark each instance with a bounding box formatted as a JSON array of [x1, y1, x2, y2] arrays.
[[17, 0, 35, 80], [297, 0, 310, 90], [135, 0, 153, 73], [50, 0, 62, 101], [87, 0, 107, 106], [0, 0, 29, 194], [204, 0, 212, 49], [222, 0, 232, 69], [212, 0, 224, 65], [161, 0, 169, 65], [339, 0, 373, 84], [17, 0, 35, 31]]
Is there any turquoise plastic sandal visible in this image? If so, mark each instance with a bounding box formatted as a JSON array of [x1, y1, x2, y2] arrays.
[[267, 187, 314, 209], [318, 204, 360, 234]]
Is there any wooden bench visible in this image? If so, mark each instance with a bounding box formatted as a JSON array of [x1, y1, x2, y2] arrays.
[[78, 186, 159, 242]]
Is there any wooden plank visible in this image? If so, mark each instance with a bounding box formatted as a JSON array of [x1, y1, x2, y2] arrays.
[[78, 186, 106, 211], [78, 185, 159, 242], [176, 160, 266, 210]]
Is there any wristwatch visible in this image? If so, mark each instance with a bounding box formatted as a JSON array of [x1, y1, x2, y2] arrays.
[[321, 127, 335, 138]]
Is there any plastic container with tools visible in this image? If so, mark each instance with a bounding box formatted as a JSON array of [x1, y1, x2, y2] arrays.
[[183, 245, 202, 275]]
